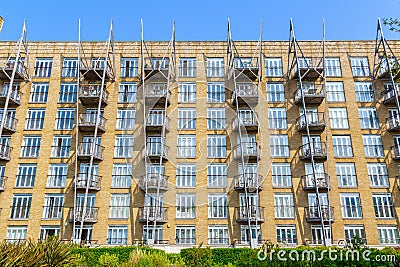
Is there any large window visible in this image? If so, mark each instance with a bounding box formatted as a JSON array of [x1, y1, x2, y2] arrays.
[[378, 226, 399, 245], [59, 83, 77, 103], [15, 164, 36, 188], [336, 163, 357, 187], [179, 58, 196, 77], [367, 163, 389, 188], [40, 226, 60, 240], [344, 225, 366, 244], [267, 83, 285, 102], [26, 108, 45, 130], [340, 193, 362, 219], [325, 58, 341, 77], [268, 108, 287, 129], [121, 58, 138, 77], [47, 164, 68, 188], [109, 194, 130, 219], [62, 58, 78, 77], [118, 83, 137, 103], [6, 226, 27, 242], [178, 83, 196, 103], [354, 82, 374, 102], [207, 108, 226, 130], [108, 225, 128, 245], [34, 58, 52, 77], [114, 135, 134, 158], [176, 164, 196, 188], [329, 108, 349, 129], [178, 108, 196, 130], [265, 58, 283, 77], [112, 164, 131, 188], [350, 57, 370, 77], [51, 135, 72, 158], [116, 109, 135, 130], [373, 194, 395, 219], [208, 194, 227, 219], [176, 225, 196, 245], [21, 136, 41, 158], [332, 135, 353, 158], [276, 225, 297, 245], [208, 225, 228, 245], [207, 83, 225, 102], [326, 82, 345, 102], [358, 108, 379, 129], [143, 226, 163, 243], [208, 135, 226, 158], [176, 194, 196, 219], [362, 134, 384, 158], [270, 135, 289, 158], [30, 83, 49, 103], [10, 194, 32, 219], [274, 193, 294, 219], [177, 135, 196, 158], [55, 108, 74, 130], [207, 58, 224, 77], [42, 194, 64, 219], [272, 163, 292, 188], [208, 164, 227, 188]]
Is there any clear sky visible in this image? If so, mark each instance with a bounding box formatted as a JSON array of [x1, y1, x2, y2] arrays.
[[0, 0, 399, 41]]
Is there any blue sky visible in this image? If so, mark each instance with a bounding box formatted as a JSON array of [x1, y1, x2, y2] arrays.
[[0, 0, 399, 41]]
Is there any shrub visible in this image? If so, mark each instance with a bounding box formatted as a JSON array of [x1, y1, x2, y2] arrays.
[[99, 253, 120, 267]]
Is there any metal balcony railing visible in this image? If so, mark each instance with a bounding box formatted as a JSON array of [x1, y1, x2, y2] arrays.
[[233, 112, 258, 131], [381, 85, 400, 104], [235, 205, 265, 223], [386, 115, 400, 131], [68, 207, 99, 223], [0, 58, 28, 81], [296, 113, 325, 132], [79, 85, 109, 106], [233, 173, 263, 191], [75, 173, 102, 191], [145, 84, 170, 105], [42, 206, 63, 219], [233, 142, 260, 160], [142, 142, 169, 160], [233, 84, 258, 104], [138, 207, 168, 223], [299, 142, 327, 160], [0, 86, 21, 106], [77, 142, 105, 160], [302, 173, 330, 190], [0, 176, 6, 191], [294, 85, 325, 105], [0, 113, 17, 133], [392, 145, 400, 160], [139, 173, 168, 191], [146, 111, 170, 132], [0, 143, 12, 161], [78, 113, 107, 132], [293, 57, 324, 79], [305, 205, 334, 222]]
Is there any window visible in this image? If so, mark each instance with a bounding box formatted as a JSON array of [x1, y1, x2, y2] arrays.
[[367, 163, 389, 188], [15, 164, 36, 188], [344, 225, 366, 244], [42, 194, 64, 219], [177, 135, 196, 158], [176, 164, 196, 188], [378, 225, 399, 245], [336, 163, 357, 187], [326, 82, 345, 102], [207, 108, 225, 130], [143, 226, 163, 243], [270, 135, 289, 158], [274, 193, 294, 219], [178, 108, 196, 130], [267, 83, 285, 102], [151, 58, 169, 69], [178, 83, 196, 103], [241, 225, 262, 245], [121, 58, 138, 77], [113, 135, 134, 158], [208, 225, 228, 245], [354, 82, 374, 102], [268, 108, 287, 129], [62, 58, 78, 77], [207, 83, 225, 102], [208, 164, 227, 188], [51, 135, 71, 158], [73, 225, 93, 243], [21, 136, 41, 158], [363, 135, 384, 158], [55, 108, 74, 130], [276, 225, 297, 245], [40, 226, 60, 240], [34, 58, 52, 77], [332, 135, 353, 158], [329, 108, 349, 129], [325, 58, 341, 77], [179, 58, 196, 77], [373, 194, 395, 219], [108, 225, 128, 245], [208, 194, 227, 218], [311, 226, 332, 245], [146, 136, 166, 158], [358, 108, 379, 129], [207, 58, 224, 77], [112, 164, 131, 188], [1, 82, 21, 103], [350, 57, 370, 77], [116, 109, 135, 130], [176, 225, 196, 244], [208, 135, 226, 158], [272, 163, 292, 188], [176, 194, 196, 219], [6, 226, 27, 242], [118, 83, 137, 103], [59, 83, 77, 103], [340, 193, 362, 219], [10, 194, 32, 219], [30, 83, 49, 103], [265, 58, 283, 77], [26, 108, 45, 130], [47, 164, 67, 188], [109, 194, 130, 219]]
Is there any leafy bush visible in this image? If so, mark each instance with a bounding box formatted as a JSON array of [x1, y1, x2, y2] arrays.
[[99, 253, 120, 267]]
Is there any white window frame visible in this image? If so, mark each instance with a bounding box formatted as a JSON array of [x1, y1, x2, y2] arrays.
[[208, 225, 228, 245], [21, 136, 41, 158], [208, 134, 226, 158], [367, 163, 389, 188], [47, 164, 68, 188], [15, 164, 37, 188], [207, 82, 225, 102], [26, 108, 46, 130], [179, 58, 196, 77], [208, 164, 227, 188], [30, 83, 49, 103], [59, 83, 77, 103], [329, 108, 349, 129], [265, 58, 283, 77], [10, 194, 32, 219], [268, 108, 287, 129], [178, 108, 196, 130], [350, 57, 370, 77], [118, 83, 137, 103], [354, 82, 374, 102], [176, 194, 196, 219], [373, 194, 395, 219], [55, 108, 74, 130], [116, 109, 136, 130], [176, 164, 196, 188], [270, 135, 289, 158], [332, 135, 353, 158], [362, 134, 384, 158], [114, 135, 134, 158], [266, 83, 285, 102], [207, 108, 226, 130], [326, 82, 345, 102], [112, 164, 132, 188], [378, 225, 399, 245], [6, 226, 27, 242], [358, 107, 379, 129], [208, 194, 227, 219], [109, 194, 130, 219], [176, 225, 196, 245], [62, 58, 78, 78], [40, 226, 61, 240], [340, 193, 362, 219], [276, 225, 297, 245], [274, 193, 294, 219], [51, 135, 71, 158], [178, 82, 196, 103], [325, 58, 341, 77], [272, 163, 292, 188], [177, 135, 196, 158], [121, 58, 138, 77], [336, 163, 357, 188], [42, 194, 64, 219], [207, 58, 224, 77], [108, 225, 128, 245], [34, 58, 52, 77]]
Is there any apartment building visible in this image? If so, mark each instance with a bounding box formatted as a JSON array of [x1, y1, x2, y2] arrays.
[[0, 19, 399, 248]]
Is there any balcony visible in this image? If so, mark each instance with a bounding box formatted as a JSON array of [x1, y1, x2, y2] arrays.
[[78, 113, 107, 133], [68, 207, 99, 223], [233, 112, 258, 132], [145, 84, 170, 106], [78, 85, 109, 107], [235, 206, 265, 223], [292, 57, 324, 80], [0, 86, 21, 107], [233, 142, 260, 162], [391, 145, 400, 160], [294, 86, 325, 105], [305, 206, 335, 223], [0, 144, 11, 161], [75, 173, 102, 191], [302, 173, 330, 191], [142, 142, 169, 162], [296, 113, 325, 132], [0, 113, 17, 134], [80, 60, 112, 81], [232, 84, 259, 106], [144, 60, 169, 79], [381, 85, 400, 105], [233, 58, 259, 80], [138, 207, 168, 223], [386, 115, 400, 132], [298, 142, 327, 161], [377, 62, 400, 80], [233, 173, 263, 192], [77, 142, 104, 161], [0, 176, 6, 191], [139, 173, 168, 192], [146, 111, 170, 132], [0, 59, 28, 81]]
